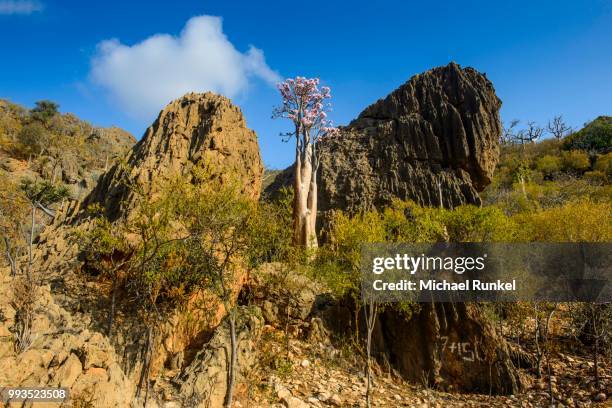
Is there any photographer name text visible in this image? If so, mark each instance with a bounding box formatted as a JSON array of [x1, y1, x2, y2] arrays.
[[372, 279, 517, 292]]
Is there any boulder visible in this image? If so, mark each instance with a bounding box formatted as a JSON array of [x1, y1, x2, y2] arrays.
[[244, 263, 319, 326], [375, 303, 521, 394]]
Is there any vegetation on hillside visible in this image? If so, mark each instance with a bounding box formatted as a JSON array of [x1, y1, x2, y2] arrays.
[[0, 98, 134, 189], [563, 116, 612, 152]]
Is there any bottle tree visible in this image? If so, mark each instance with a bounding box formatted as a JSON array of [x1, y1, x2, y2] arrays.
[[274, 77, 338, 248]]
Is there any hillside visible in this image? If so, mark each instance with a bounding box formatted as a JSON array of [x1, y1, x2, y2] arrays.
[[0, 99, 135, 199], [482, 119, 612, 211]]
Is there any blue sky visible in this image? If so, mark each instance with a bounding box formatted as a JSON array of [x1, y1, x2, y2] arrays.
[[1, 0, 611, 169]]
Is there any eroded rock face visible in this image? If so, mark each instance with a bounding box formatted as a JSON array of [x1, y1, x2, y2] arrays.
[[267, 64, 517, 394], [319, 62, 500, 211], [375, 303, 520, 394], [85, 92, 263, 220], [266, 62, 501, 210]]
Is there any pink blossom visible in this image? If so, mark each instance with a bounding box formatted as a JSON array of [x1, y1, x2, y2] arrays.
[[273, 76, 339, 143]]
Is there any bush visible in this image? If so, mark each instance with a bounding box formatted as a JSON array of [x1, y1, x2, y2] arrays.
[[441, 205, 517, 242], [535, 155, 562, 177], [593, 152, 612, 177], [17, 122, 50, 157], [561, 150, 590, 173], [30, 100, 59, 123], [515, 200, 612, 242], [583, 170, 607, 185]]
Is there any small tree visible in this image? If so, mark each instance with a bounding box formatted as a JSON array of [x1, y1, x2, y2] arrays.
[[18, 122, 50, 158], [273, 77, 338, 248], [3, 178, 68, 354], [514, 121, 544, 147], [532, 302, 557, 406], [19, 178, 69, 280], [76, 210, 131, 339], [547, 115, 572, 141], [570, 303, 611, 391], [179, 180, 271, 408], [322, 209, 387, 408], [30, 100, 59, 123]]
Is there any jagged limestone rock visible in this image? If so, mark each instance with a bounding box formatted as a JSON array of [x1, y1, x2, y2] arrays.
[[84, 92, 263, 220], [20, 92, 265, 404]]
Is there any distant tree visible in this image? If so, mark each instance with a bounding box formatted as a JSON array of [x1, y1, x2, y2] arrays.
[[273, 77, 339, 248], [501, 119, 520, 145], [514, 121, 544, 147], [30, 100, 59, 123], [547, 115, 572, 141]]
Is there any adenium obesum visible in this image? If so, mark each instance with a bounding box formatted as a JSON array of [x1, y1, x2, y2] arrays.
[[273, 77, 339, 248]]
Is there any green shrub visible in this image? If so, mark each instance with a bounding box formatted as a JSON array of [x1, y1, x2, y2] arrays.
[[561, 150, 590, 173], [441, 205, 517, 242], [535, 155, 562, 177], [17, 122, 50, 157], [594, 152, 612, 177], [515, 200, 612, 242]]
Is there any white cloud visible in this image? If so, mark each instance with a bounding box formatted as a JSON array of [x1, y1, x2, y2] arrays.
[[0, 0, 42, 14], [90, 15, 281, 119]]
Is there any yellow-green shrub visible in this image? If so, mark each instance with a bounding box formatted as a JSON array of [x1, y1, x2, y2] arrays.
[[561, 150, 590, 173], [536, 155, 562, 177], [594, 152, 612, 177], [515, 200, 612, 242]]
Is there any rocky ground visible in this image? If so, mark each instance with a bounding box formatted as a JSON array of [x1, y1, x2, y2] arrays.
[[0, 271, 134, 407], [237, 323, 610, 408]]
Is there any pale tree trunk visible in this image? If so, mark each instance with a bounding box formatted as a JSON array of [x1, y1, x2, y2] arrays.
[[520, 175, 527, 198], [27, 206, 36, 281], [293, 132, 318, 248], [224, 308, 237, 408], [365, 300, 378, 408]]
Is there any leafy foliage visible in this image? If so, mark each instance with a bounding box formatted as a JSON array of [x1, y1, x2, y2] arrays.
[[563, 116, 612, 152], [30, 100, 59, 123], [0, 98, 134, 190], [483, 133, 611, 212]]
